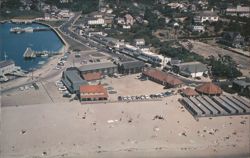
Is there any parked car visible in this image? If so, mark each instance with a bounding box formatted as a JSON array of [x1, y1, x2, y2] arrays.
[[58, 86, 67, 91]]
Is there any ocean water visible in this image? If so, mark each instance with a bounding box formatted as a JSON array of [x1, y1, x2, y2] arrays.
[[0, 22, 63, 71]]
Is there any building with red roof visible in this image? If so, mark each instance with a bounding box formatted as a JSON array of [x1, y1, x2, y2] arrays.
[[80, 85, 108, 101], [142, 68, 183, 88], [82, 72, 103, 81], [195, 82, 222, 96], [181, 88, 199, 97]]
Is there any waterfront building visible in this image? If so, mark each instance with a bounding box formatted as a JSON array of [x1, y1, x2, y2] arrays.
[[79, 61, 118, 76], [0, 60, 15, 76], [80, 85, 108, 102], [61, 68, 88, 94]]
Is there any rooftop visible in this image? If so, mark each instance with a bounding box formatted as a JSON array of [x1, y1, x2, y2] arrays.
[[195, 82, 222, 95], [200, 10, 218, 17], [79, 62, 117, 72], [82, 72, 103, 81], [63, 69, 87, 84], [118, 60, 144, 69], [181, 88, 199, 96], [0, 60, 15, 68], [143, 68, 183, 86], [80, 85, 108, 99], [175, 62, 208, 73]]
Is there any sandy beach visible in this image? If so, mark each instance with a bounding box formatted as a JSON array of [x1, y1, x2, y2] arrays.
[[1, 95, 250, 158]]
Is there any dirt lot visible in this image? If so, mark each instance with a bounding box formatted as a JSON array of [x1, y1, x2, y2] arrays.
[[180, 40, 250, 72], [102, 74, 167, 101]]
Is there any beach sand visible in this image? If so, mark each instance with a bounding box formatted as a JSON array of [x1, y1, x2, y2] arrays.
[[1, 95, 249, 158]]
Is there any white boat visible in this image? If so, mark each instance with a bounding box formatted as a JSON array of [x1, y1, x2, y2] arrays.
[[25, 27, 33, 32], [41, 53, 48, 57]]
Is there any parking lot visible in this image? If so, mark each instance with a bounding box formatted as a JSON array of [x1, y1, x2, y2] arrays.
[[101, 74, 174, 101]]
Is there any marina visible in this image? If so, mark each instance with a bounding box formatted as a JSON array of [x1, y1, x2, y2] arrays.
[[0, 22, 64, 71]]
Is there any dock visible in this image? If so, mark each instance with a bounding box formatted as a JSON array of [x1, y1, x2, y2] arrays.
[[10, 27, 51, 33]]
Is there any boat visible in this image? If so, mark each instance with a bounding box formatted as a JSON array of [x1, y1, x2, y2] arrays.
[[10, 27, 23, 33], [24, 27, 33, 32], [41, 53, 48, 57]]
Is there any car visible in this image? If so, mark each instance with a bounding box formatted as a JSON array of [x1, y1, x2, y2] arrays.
[[118, 96, 122, 101], [19, 87, 24, 91], [63, 93, 71, 98], [145, 95, 150, 99], [164, 91, 172, 96], [58, 86, 67, 91], [57, 83, 64, 87], [109, 90, 117, 94], [131, 96, 136, 100], [107, 87, 114, 90], [55, 66, 61, 70], [24, 85, 29, 90]]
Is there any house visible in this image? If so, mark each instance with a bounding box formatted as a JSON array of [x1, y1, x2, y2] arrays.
[[142, 68, 183, 88], [58, 9, 71, 18], [219, 32, 245, 48], [79, 85, 108, 102], [226, 5, 250, 17], [60, 0, 73, 3], [124, 14, 134, 25], [173, 61, 208, 78], [61, 68, 88, 94], [232, 79, 250, 93], [44, 13, 51, 20], [195, 10, 219, 23], [191, 24, 205, 32], [117, 17, 125, 25], [134, 38, 145, 47], [122, 25, 131, 29]]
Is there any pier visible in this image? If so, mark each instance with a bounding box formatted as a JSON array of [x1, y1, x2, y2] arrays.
[[10, 27, 51, 33]]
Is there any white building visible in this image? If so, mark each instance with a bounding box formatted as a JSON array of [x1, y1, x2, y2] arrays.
[[134, 39, 145, 47], [195, 10, 219, 23], [87, 18, 105, 25], [226, 5, 250, 17], [174, 61, 208, 78], [192, 25, 205, 32], [138, 50, 171, 68], [58, 9, 71, 18]]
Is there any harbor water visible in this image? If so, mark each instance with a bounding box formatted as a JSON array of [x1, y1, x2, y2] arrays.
[[0, 22, 64, 71]]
